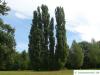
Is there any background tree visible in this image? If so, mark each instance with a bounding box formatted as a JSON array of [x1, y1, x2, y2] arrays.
[[12, 52, 21, 70], [78, 41, 91, 68], [12, 51, 30, 70], [55, 7, 68, 69], [69, 40, 84, 69], [88, 39, 100, 68], [20, 50, 29, 70]]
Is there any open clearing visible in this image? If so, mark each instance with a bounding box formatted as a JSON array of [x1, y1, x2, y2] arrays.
[[0, 70, 73, 75]]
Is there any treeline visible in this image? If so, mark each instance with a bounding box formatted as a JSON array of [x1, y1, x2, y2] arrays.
[[66, 39, 100, 69], [1, 0, 100, 71]]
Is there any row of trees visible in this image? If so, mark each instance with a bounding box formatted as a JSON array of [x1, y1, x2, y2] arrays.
[[66, 39, 100, 69], [1, 0, 100, 71], [28, 5, 68, 70]]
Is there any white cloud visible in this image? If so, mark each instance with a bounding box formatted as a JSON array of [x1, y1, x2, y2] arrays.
[[5, 0, 62, 18], [15, 12, 27, 19], [5, 0, 100, 42]]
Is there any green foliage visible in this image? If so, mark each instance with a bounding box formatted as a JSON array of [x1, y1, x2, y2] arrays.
[[0, 1, 16, 70], [88, 40, 100, 68], [12, 52, 21, 70], [12, 51, 30, 70], [49, 18, 55, 70], [78, 41, 91, 68], [68, 40, 84, 69], [20, 51, 29, 70], [29, 7, 45, 70], [0, 18, 15, 70], [0, 0, 10, 15], [41, 5, 50, 70], [55, 7, 68, 70]]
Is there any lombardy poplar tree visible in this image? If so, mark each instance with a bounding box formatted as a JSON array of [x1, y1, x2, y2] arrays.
[[41, 5, 50, 70], [55, 7, 68, 69], [49, 17, 55, 70], [29, 5, 50, 70], [29, 10, 43, 70]]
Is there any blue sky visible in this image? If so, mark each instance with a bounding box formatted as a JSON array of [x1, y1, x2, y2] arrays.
[[1, 11, 31, 52], [2, 11, 80, 52], [2, 0, 100, 52]]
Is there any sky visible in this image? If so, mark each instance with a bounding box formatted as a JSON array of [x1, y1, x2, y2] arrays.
[[1, 0, 100, 52]]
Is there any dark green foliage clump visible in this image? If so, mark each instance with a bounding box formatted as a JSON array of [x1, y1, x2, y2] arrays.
[[0, 0, 10, 15]]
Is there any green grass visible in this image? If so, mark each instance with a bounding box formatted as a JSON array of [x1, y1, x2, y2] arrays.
[[0, 70, 73, 75]]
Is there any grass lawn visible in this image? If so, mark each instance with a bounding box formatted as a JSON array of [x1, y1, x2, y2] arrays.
[[0, 70, 73, 75]]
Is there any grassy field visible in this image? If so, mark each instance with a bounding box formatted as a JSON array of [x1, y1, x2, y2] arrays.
[[0, 70, 73, 75]]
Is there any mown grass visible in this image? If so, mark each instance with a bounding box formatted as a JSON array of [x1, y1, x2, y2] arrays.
[[0, 70, 73, 75]]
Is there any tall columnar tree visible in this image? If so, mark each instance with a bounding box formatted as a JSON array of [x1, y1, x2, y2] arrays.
[[41, 5, 50, 70], [29, 10, 43, 70], [49, 17, 55, 70], [69, 40, 84, 69], [55, 7, 68, 69]]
